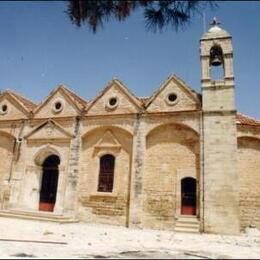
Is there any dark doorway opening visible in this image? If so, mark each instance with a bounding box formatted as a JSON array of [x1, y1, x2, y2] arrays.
[[181, 177, 196, 215], [39, 155, 60, 212]]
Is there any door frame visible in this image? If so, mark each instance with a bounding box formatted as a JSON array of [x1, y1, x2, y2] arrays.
[[175, 171, 199, 217]]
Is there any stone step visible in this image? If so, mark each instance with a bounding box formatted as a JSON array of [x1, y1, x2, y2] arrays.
[[175, 222, 200, 229], [7, 209, 65, 218], [176, 217, 200, 224], [174, 216, 200, 233], [0, 210, 78, 223], [174, 226, 200, 233]]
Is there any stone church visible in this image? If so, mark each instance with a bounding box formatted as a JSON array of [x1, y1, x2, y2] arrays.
[[0, 20, 259, 235]]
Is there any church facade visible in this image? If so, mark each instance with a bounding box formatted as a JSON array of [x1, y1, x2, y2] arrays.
[[0, 22, 259, 235]]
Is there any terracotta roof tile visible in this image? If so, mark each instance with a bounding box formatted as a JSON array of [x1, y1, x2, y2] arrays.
[[236, 113, 260, 126]]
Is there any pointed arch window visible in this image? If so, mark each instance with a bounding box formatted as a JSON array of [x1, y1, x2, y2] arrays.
[[98, 154, 115, 192]]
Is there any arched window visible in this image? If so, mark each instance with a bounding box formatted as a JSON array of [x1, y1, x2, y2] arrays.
[[98, 154, 115, 192], [210, 45, 224, 80]]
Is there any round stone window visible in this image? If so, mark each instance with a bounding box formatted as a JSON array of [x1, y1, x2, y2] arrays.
[[166, 93, 178, 105], [55, 101, 62, 111], [52, 99, 64, 113], [0, 104, 8, 115], [106, 96, 119, 110]]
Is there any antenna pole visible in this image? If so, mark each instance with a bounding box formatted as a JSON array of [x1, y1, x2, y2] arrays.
[[203, 12, 206, 33]]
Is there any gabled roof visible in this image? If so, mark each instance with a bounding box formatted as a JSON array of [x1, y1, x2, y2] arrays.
[[0, 89, 37, 113], [145, 74, 201, 108], [61, 86, 88, 108], [86, 79, 143, 112], [236, 113, 260, 127], [33, 84, 87, 114]]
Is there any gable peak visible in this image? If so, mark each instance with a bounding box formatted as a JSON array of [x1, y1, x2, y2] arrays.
[[33, 84, 87, 114], [86, 78, 142, 113], [145, 74, 201, 109], [1, 89, 37, 112]]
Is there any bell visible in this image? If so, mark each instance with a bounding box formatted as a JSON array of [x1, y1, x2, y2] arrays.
[[211, 56, 222, 66]]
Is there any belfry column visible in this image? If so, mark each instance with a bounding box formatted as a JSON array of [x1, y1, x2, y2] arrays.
[[63, 116, 81, 216], [128, 114, 146, 228], [200, 18, 240, 234]]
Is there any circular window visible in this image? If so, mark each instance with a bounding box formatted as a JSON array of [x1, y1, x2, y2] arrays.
[[55, 101, 62, 111], [109, 97, 117, 107], [106, 96, 119, 110], [0, 104, 8, 115], [166, 93, 178, 105], [52, 99, 64, 113]]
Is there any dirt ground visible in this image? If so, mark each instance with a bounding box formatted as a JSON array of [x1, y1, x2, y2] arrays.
[[0, 217, 260, 259]]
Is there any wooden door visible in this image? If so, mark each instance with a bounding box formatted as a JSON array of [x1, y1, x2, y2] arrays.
[[181, 177, 196, 215], [39, 155, 60, 212]]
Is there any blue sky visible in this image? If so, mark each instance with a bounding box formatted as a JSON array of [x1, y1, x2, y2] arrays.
[[0, 1, 259, 118]]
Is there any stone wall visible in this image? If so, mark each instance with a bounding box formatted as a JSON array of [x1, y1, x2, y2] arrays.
[[0, 133, 15, 209], [12, 140, 71, 212], [238, 137, 260, 230], [79, 126, 133, 226], [202, 113, 240, 234], [142, 123, 199, 230], [6, 118, 74, 213]]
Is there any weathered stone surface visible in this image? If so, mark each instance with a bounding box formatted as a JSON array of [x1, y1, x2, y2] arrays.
[[142, 123, 199, 230], [238, 137, 260, 230]]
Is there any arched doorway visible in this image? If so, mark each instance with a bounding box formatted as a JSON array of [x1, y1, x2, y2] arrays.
[[39, 155, 60, 212], [181, 177, 196, 215]]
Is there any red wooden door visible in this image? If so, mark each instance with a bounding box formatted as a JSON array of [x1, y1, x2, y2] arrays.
[[39, 202, 55, 212], [181, 178, 196, 215]]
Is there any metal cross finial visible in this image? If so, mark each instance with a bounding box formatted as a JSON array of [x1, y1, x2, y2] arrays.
[[210, 17, 221, 26]]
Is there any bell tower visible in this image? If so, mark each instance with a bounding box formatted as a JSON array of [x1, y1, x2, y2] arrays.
[[200, 18, 240, 234]]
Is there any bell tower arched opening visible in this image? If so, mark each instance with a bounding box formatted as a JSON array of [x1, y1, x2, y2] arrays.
[[210, 45, 224, 80], [39, 154, 60, 212]]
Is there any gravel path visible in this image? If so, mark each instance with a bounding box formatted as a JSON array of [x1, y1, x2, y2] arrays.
[[0, 217, 259, 259]]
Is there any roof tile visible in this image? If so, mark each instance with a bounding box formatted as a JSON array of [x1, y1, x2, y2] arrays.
[[236, 113, 260, 126]]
